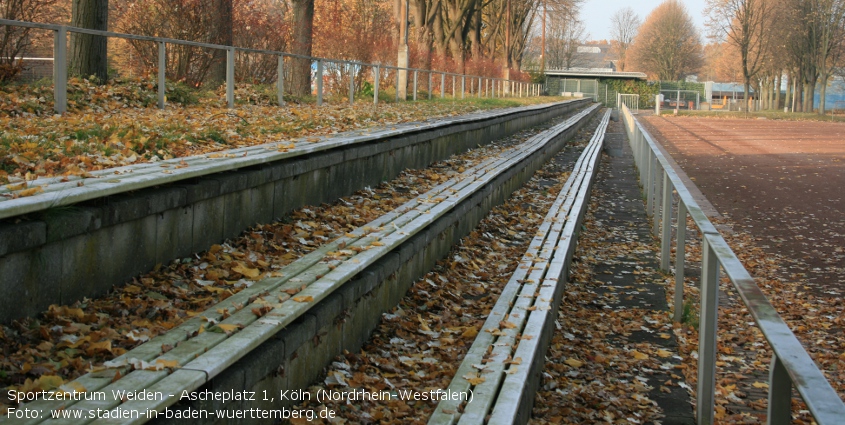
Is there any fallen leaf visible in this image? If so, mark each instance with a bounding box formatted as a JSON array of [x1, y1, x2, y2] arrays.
[[564, 358, 583, 368]]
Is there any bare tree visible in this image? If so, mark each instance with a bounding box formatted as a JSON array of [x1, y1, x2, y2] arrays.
[[813, 0, 845, 114], [706, 0, 772, 109], [0, 0, 60, 80], [629, 0, 703, 81], [70, 0, 109, 83], [609, 7, 639, 71], [545, 12, 585, 69]]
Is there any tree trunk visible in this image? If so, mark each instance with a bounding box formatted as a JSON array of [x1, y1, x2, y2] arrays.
[[743, 80, 750, 111], [70, 0, 109, 83], [291, 0, 315, 97], [468, 6, 482, 60], [818, 74, 828, 115], [803, 80, 814, 113], [432, 8, 447, 59], [206, 0, 233, 87]]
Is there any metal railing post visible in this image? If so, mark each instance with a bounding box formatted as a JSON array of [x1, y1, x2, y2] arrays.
[[226, 47, 235, 108], [640, 132, 648, 183], [157, 42, 166, 109], [374, 65, 380, 105], [768, 355, 792, 425], [53, 26, 67, 114], [697, 238, 720, 425], [428, 72, 432, 99], [278, 55, 286, 106], [441, 73, 445, 99], [316, 60, 324, 106], [653, 161, 662, 236], [645, 150, 654, 215], [674, 199, 687, 322], [461, 75, 465, 99], [452, 75, 455, 98], [396, 68, 400, 102], [478, 77, 481, 97], [661, 172, 672, 271], [413, 70, 418, 101], [348, 63, 355, 105]]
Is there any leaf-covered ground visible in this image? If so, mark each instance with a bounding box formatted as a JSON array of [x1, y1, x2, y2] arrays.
[[530, 122, 693, 425], [0, 110, 580, 414], [0, 77, 563, 184], [641, 114, 845, 422], [282, 114, 602, 424]]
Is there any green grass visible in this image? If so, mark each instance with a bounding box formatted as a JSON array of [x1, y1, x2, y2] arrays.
[[681, 299, 699, 330]]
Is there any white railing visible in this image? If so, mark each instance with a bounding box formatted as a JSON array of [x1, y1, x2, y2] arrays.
[[618, 93, 639, 114], [0, 18, 543, 114], [620, 103, 845, 425]]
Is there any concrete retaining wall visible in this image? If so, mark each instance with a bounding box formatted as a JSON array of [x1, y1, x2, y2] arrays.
[[150, 105, 599, 425], [0, 99, 591, 324]]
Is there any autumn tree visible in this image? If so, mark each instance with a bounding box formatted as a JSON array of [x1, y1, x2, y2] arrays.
[[114, 0, 288, 86], [0, 0, 60, 80], [70, 0, 109, 82], [701, 41, 742, 82], [629, 0, 703, 81], [705, 0, 772, 109], [609, 7, 639, 71], [811, 0, 845, 114]]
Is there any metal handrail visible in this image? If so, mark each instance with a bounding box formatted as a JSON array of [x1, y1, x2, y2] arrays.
[[619, 103, 845, 425], [0, 18, 546, 113]]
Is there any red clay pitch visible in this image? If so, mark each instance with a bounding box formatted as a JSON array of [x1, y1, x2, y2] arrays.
[[641, 115, 845, 292]]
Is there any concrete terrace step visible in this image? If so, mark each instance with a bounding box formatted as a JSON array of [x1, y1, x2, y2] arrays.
[[11, 104, 601, 425], [0, 101, 587, 221], [428, 109, 611, 425]]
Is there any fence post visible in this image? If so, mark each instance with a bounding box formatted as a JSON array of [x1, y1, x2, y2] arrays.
[[278, 55, 286, 106], [53, 26, 67, 114], [653, 161, 661, 236], [452, 75, 456, 98], [396, 68, 400, 101], [413, 70, 418, 101], [348, 63, 355, 105], [157, 42, 166, 109], [674, 199, 687, 323], [428, 72, 432, 100], [226, 47, 235, 108], [768, 355, 792, 425], [645, 149, 654, 216], [640, 132, 648, 183], [661, 172, 672, 271], [441, 73, 445, 99], [316, 60, 324, 106], [478, 77, 482, 97], [374, 65, 380, 105], [697, 237, 720, 425], [461, 75, 465, 99]]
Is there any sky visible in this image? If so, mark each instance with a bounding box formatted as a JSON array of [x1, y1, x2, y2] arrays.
[[581, 0, 708, 42]]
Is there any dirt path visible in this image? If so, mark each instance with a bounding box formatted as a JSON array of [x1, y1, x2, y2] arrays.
[[641, 116, 845, 292]]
